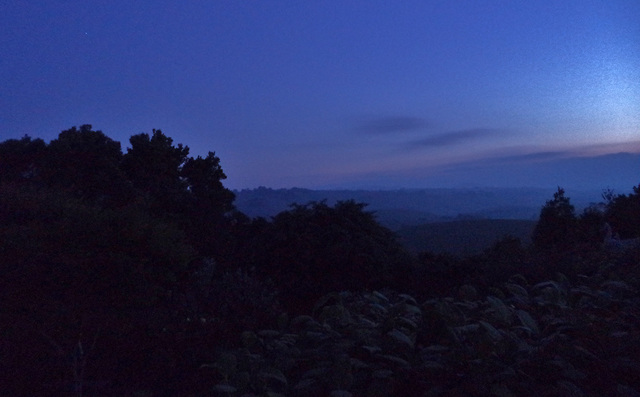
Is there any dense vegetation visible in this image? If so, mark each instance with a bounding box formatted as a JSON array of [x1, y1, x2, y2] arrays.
[[396, 219, 536, 256], [1, 126, 639, 396]]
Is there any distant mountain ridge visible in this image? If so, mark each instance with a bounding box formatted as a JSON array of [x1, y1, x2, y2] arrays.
[[233, 187, 609, 230]]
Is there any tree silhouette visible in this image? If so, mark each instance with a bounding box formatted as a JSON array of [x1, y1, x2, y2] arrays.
[[0, 127, 238, 394], [181, 152, 236, 255], [605, 184, 640, 239], [0, 134, 46, 184], [122, 129, 190, 215], [532, 187, 577, 252], [254, 200, 410, 313], [44, 125, 134, 206], [182, 152, 234, 212], [120, 130, 235, 235]]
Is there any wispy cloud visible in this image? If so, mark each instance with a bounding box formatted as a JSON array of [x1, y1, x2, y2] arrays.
[[356, 116, 429, 134], [407, 128, 501, 148], [483, 150, 574, 164], [474, 140, 640, 166]]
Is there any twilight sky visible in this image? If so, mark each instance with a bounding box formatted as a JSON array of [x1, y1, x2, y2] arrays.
[[2, 1, 639, 190]]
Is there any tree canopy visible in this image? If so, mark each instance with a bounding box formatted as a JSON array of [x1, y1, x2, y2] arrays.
[[0, 126, 237, 394], [0, 134, 46, 184], [532, 187, 577, 251], [246, 200, 412, 313], [606, 185, 640, 239]]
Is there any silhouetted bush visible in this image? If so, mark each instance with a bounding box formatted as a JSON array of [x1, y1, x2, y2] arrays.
[[205, 270, 640, 396], [606, 184, 640, 239], [0, 134, 46, 185], [532, 187, 578, 252], [412, 252, 473, 298], [250, 200, 413, 313], [213, 268, 281, 333]]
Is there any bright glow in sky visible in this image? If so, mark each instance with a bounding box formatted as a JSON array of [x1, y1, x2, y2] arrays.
[[1, 1, 639, 189]]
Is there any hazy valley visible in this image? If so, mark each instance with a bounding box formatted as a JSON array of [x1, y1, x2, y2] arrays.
[[234, 187, 607, 255]]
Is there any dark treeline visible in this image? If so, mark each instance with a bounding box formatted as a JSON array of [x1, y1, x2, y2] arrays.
[[1, 126, 639, 396]]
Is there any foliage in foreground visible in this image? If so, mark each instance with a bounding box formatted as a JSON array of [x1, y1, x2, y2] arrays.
[[205, 256, 640, 396]]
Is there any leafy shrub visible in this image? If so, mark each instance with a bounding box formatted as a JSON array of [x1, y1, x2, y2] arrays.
[[208, 268, 283, 344], [605, 185, 640, 239], [532, 187, 578, 252], [201, 289, 424, 396], [252, 200, 412, 313], [203, 260, 640, 396]]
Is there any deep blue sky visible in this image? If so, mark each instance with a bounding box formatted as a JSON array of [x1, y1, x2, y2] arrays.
[[2, 1, 639, 190]]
